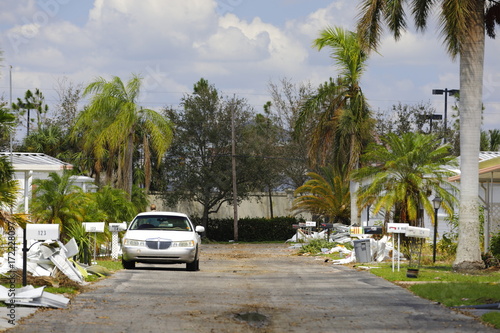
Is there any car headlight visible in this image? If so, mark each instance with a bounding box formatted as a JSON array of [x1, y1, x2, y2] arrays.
[[123, 239, 146, 247], [171, 240, 195, 247]]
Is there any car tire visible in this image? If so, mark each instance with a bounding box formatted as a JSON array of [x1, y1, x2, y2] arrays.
[[122, 258, 136, 269], [186, 258, 199, 271]]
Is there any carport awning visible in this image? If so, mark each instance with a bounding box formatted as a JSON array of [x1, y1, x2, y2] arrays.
[[0, 152, 72, 171], [448, 153, 500, 183]]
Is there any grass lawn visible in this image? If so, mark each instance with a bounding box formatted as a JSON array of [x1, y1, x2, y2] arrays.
[[358, 262, 500, 329], [296, 239, 500, 329]]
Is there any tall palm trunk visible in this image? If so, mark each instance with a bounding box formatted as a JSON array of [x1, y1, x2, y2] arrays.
[[122, 132, 134, 199], [144, 136, 152, 193], [454, 2, 485, 270]]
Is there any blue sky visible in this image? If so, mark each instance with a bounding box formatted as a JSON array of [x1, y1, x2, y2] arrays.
[[1, 0, 499, 143]]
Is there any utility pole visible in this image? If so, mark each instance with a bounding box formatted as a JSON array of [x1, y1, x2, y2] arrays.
[[231, 98, 238, 241], [9, 65, 13, 162]]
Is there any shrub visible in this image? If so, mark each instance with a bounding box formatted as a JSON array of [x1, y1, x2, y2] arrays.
[[298, 239, 348, 255], [491, 232, 500, 258], [196, 217, 299, 242]]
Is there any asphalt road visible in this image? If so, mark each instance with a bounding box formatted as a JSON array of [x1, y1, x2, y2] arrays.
[[3, 243, 497, 332]]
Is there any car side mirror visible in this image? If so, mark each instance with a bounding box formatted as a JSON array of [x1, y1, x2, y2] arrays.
[[195, 225, 205, 233]]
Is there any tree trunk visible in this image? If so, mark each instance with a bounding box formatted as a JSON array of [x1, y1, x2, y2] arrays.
[[350, 180, 359, 225], [202, 205, 209, 230], [268, 188, 274, 219], [122, 133, 134, 199], [453, 3, 485, 271], [144, 136, 151, 193]]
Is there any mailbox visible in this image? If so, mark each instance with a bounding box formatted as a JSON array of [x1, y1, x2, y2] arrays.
[[26, 224, 59, 241], [405, 226, 431, 238], [109, 222, 127, 232], [363, 226, 382, 234], [305, 221, 316, 227], [387, 223, 409, 234], [83, 222, 105, 233]]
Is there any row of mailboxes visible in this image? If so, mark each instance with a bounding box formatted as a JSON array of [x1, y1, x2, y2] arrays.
[[26, 222, 128, 241], [291, 222, 430, 238]]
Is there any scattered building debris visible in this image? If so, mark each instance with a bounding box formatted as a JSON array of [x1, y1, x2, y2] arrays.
[[0, 285, 70, 308], [0, 237, 105, 285], [286, 224, 405, 264]]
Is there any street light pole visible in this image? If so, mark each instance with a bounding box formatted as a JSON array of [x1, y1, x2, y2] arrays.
[[432, 196, 442, 263], [432, 88, 459, 142]]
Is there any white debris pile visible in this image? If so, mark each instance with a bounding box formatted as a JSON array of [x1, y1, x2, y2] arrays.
[[0, 238, 86, 284], [0, 285, 70, 308], [286, 223, 351, 244], [287, 224, 404, 264]]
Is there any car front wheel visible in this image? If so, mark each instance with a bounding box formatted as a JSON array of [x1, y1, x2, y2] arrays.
[[122, 258, 136, 269], [186, 258, 199, 271]]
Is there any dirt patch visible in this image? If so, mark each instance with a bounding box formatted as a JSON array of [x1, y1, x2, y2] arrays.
[[201, 243, 295, 260]]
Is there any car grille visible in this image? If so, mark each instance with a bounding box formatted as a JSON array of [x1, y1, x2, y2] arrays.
[[145, 238, 172, 250]]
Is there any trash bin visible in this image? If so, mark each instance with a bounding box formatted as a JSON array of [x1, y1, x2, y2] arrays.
[[353, 239, 371, 263]]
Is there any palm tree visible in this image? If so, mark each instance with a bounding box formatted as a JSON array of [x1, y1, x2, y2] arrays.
[[357, 0, 500, 271], [30, 172, 89, 241], [21, 125, 66, 157], [0, 156, 20, 210], [90, 185, 137, 223], [480, 129, 500, 151], [295, 26, 375, 224], [0, 106, 16, 149], [73, 74, 173, 197], [292, 166, 351, 225], [0, 106, 19, 214], [353, 132, 457, 228]]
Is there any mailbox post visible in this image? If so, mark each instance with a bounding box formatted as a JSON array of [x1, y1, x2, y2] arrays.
[[405, 226, 431, 278], [82, 222, 105, 264], [109, 222, 127, 260], [387, 223, 409, 272]]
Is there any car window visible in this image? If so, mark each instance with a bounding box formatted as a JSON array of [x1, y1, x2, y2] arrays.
[[130, 216, 192, 231]]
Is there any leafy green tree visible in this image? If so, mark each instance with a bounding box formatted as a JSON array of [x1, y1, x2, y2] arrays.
[[54, 77, 82, 130], [74, 74, 173, 197], [353, 132, 457, 228], [31, 171, 89, 241], [267, 78, 312, 189], [292, 166, 350, 224], [376, 102, 438, 136], [241, 107, 289, 218], [356, 0, 500, 272], [159, 79, 262, 227]]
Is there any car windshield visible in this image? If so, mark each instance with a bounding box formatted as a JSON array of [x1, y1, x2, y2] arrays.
[[129, 215, 192, 231]]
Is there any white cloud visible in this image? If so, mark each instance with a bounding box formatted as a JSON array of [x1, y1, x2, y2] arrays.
[[87, 0, 218, 52], [291, 1, 358, 39], [0, 0, 38, 25], [194, 26, 270, 61], [1, 0, 499, 131]]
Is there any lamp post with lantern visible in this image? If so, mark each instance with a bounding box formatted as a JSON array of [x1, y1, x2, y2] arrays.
[[432, 196, 442, 263]]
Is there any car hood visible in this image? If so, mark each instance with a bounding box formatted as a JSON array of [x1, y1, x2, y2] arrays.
[[124, 229, 196, 241]]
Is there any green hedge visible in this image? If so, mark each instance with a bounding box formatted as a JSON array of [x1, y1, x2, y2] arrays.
[[193, 216, 300, 242]]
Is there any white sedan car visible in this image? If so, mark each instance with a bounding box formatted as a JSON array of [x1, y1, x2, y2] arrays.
[[121, 211, 205, 271]]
